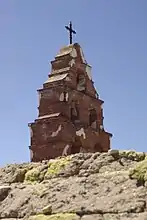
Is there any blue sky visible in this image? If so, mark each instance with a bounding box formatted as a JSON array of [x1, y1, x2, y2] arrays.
[[0, 0, 147, 166]]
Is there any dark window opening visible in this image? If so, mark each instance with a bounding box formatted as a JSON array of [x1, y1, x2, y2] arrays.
[[71, 103, 79, 122], [63, 91, 66, 102], [63, 86, 68, 102], [89, 108, 98, 129]]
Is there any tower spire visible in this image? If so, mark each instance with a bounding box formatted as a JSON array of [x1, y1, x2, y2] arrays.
[[65, 21, 76, 44]]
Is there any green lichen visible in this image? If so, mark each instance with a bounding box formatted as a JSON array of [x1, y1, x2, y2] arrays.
[[119, 150, 145, 161], [45, 157, 71, 179], [29, 213, 79, 220], [25, 167, 45, 182], [129, 159, 147, 184], [24, 157, 71, 182]]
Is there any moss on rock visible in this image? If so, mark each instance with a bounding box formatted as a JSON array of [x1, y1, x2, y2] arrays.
[[29, 213, 80, 220], [119, 150, 145, 161], [24, 157, 71, 182], [25, 167, 45, 183], [45, 157, 71, 179], [129, 159, 147, 183]]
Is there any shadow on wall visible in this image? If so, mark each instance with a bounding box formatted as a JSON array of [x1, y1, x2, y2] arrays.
[[71, 137, 81, 154]]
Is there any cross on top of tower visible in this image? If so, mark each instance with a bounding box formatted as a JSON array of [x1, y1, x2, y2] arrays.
[[65, 21, 76, 44]]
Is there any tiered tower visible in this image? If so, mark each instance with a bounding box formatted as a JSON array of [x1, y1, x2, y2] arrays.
[[28, 42, 112, 162]]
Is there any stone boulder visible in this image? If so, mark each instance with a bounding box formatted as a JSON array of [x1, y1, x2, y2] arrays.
[[0, 150, 147, 220]]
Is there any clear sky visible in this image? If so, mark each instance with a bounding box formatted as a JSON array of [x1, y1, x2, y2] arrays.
[[0, 0, 147, 166]]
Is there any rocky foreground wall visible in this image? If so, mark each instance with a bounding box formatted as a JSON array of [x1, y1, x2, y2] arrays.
[[1, 150, 147, 220]]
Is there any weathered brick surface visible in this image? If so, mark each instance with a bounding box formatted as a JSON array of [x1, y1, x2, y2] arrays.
[[28, 43, 112, 162]]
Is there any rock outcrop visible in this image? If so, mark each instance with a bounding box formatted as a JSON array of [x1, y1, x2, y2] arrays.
[[0, 150, 147, 220]]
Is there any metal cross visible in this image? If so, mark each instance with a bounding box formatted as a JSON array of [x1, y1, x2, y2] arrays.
[[65, 21, 76, 44]]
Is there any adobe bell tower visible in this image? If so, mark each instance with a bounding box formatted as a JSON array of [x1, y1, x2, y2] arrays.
[[28, 22, 112, 162]]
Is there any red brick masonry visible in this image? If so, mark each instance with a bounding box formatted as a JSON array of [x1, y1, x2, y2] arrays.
[[28, 43, 112, 162]]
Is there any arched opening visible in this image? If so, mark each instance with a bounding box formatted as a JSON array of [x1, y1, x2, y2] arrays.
[[89, 108, 98, 129], [77, 74, 86, 91]]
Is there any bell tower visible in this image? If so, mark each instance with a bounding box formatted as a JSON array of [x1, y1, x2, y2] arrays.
[[28, 23, 112, 162]]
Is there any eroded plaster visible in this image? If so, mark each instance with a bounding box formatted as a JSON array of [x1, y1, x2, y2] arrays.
[[62, 144, 70, 156], [91, 121, 97, 129], [38, 92, 41, 105], [86, 65, 92, 80], [76, 128, 86, 139], [59, 93, 64, 101], [30, 149, 33, 161], [51, 67, 70, 75], [70, 48, 77, 58], [100, 125, 104, 130], [69, 59, 75, 67], [51, 125, 62, 137], [65, 76, 71, 81], [30, 127, 33, 138], [66, 93, 69, 101], [80, 48, 87, 64]]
